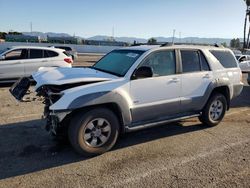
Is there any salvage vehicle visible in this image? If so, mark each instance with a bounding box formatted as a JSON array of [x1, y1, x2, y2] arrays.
[[0, 46, 73, 83], [10, 45, 243, 156]]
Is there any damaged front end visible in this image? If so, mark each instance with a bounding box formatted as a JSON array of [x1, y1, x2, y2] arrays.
[[9, 77, 71, 135], [37, 84, 70, 135]]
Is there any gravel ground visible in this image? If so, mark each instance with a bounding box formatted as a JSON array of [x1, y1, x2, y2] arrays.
[[0, 56, 249, 188]]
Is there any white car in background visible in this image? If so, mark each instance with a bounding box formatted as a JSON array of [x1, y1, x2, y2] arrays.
[[238, 55, 250, 73], [0, 46, 73, 83]]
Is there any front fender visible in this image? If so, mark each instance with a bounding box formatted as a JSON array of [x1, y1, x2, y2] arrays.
[[51, 91, 132, 125]]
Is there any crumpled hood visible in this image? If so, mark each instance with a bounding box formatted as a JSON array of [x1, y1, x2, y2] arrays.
[[32, 67, 118, 89]]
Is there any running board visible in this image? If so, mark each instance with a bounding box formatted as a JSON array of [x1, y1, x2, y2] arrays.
[[125, 114, 200, 132]]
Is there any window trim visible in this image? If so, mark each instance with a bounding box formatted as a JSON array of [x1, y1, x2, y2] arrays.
[[131, 49, 178, 80], [198, 50, 211, 71]]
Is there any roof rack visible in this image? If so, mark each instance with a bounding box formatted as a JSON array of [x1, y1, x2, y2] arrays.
[[214, 43, 224, 48], [160, 42, 173, 47]]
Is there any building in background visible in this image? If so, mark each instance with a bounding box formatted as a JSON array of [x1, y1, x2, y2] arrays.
[[83, 39, 128, 46], [47, 36, 82, 44], [5, 34, 41, 43]]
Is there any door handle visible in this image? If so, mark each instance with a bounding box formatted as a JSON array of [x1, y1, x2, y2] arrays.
[[169, 78, 180, 83], [203, 74, 211, 79], [42, 60, 48, 62]]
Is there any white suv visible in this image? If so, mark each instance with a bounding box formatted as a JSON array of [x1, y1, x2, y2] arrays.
[[10, 45, 243, 156], [0, 46, 73, 83]]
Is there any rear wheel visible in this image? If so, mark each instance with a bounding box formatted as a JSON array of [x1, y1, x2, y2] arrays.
[[68, 108, 120, 156], [199, 93, 227, 126]]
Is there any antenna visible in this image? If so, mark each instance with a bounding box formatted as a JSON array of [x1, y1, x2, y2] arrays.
[[172, 29, 176, 45], [30, 22, 33, 33], [112, 26, 114, 41]]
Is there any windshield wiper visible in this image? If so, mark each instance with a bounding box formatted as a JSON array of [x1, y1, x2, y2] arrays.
[[89, 67, 122, 77]]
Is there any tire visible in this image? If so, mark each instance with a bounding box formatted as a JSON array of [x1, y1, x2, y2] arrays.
[[199, 93, 227, 126], [68, 108, 120, 156]]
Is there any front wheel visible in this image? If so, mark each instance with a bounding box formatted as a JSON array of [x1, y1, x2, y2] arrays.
[[199, 93, 227, 126], [68, 108, 120, 157]]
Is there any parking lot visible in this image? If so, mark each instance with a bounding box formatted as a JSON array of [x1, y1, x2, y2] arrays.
[[0, 56, 249, 188]]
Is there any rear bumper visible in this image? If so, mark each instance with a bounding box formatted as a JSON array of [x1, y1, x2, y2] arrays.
[[232, 83, 244, 98]]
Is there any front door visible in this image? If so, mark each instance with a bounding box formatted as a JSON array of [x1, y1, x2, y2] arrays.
[[0, 49, 28, 80], [130, 50, 181, 124]]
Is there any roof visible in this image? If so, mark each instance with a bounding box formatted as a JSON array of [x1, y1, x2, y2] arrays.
[[10, 46, 65, 52]]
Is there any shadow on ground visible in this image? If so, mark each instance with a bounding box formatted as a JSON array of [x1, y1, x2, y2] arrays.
[[231, 86, 250, 108], [0, 119, 207, 180]]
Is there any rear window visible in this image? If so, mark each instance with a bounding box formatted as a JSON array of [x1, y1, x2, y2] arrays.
[[63, 51, 71, 57], [210, 50, 238, 68]]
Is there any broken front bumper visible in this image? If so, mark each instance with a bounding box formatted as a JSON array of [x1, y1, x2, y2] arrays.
[[9, 77, 31, 101]]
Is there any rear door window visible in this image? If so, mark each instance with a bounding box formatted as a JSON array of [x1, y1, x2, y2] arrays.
[[181, 50, 201, 73], [200, 52, 210, 71], [29, 49, 43, 59], [210, 50, 238, 68]]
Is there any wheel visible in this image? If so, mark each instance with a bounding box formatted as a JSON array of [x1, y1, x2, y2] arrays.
[[68, 108, 120, 156], [199, 93, 227, 126]]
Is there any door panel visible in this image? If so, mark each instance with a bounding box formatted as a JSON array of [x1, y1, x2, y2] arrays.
[[0, 60, 24, 80], [130, 75, 181, 123], [181, 71, 212, 112], [0, 49, 26, 80]]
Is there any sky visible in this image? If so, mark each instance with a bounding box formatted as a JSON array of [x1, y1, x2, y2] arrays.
[[0, 0, 247, 39]]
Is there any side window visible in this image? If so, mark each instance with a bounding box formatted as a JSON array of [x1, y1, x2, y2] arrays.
[[239, 56, 246, 62], [181, 50, 201, 73], [4, 49, 28, 60], [199, 52, 210, 71], [29, 49, 43, 59], [210, 50, 238, 68], [44, 50, 58, 58], [140, 50, 176, 77]]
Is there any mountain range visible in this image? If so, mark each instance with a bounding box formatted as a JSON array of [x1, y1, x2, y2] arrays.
[[22, 32, 236, 45]]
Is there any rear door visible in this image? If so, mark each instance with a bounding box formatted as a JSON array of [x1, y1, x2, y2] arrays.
[[0, 49, 27, 80], [180, 50, 212, 112], [23, 49, 45, 76]]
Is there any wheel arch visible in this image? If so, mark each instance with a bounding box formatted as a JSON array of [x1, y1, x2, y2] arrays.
[[203, 85, 230, 111], [68, 102, 127, 134]]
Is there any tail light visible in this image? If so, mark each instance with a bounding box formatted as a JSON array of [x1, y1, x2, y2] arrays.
[[64, 58, 73, 64], [240, 71, 243, 83]]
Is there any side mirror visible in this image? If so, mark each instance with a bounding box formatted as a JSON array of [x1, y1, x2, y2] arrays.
[[0, 55, 5, 60], [133, 66, 153, 79]]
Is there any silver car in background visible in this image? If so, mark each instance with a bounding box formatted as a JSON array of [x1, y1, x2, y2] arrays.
[[0, 46, 73, 83]]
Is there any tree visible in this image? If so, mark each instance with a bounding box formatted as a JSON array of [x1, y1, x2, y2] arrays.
[[221, 42, 227, 47], [8, 31, 22, 35], [230, 38, 241, 48], [0, 32, 7, 39], [147, 38, 157, 45]]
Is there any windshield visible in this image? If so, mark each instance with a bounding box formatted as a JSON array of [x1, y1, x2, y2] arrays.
[[0, 48, 10, 55], [92, 50, 144, 76]]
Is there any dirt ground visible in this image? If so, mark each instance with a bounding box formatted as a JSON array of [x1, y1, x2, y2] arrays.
[[0, 55, 249, 187]]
